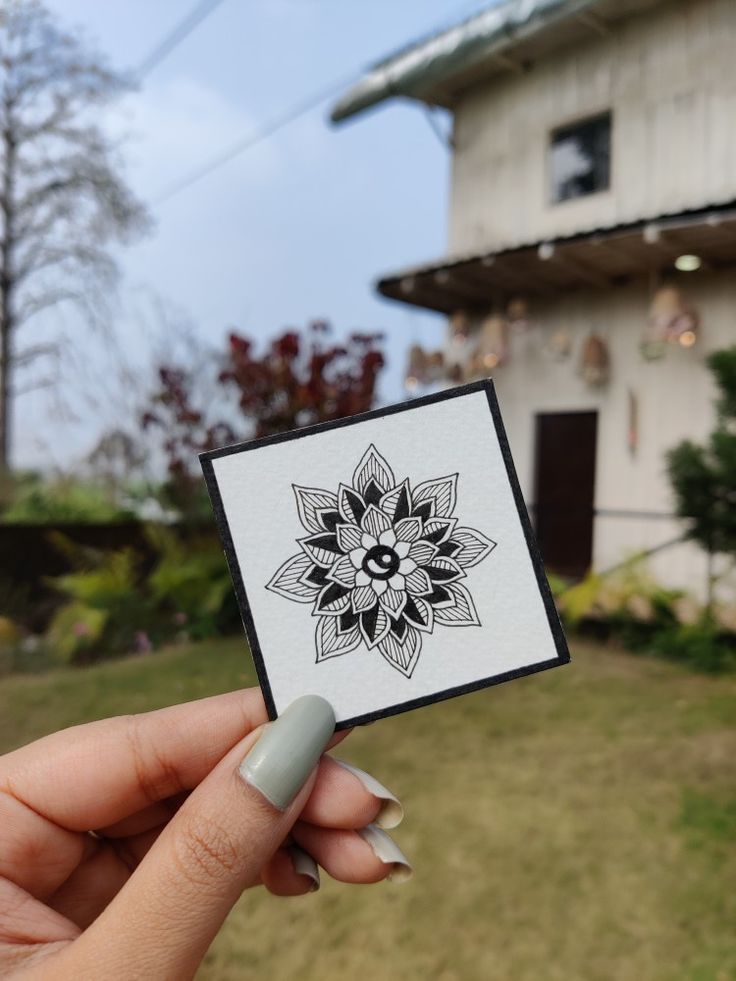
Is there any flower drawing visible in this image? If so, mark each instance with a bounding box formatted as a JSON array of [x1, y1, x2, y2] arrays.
[[265, 445, 496, 678]]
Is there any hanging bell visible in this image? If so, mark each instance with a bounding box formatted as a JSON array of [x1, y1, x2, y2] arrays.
[[405, 344, 427, 390], [445, 313, 473, 379], [644, 286, 699, 355], [449, 310, 470, 343], [579, 333, 610, 386], [506, 297, 530, 330], [547, 326, 572, 361], [426, 349, 445, 381], [469, 314, 509, 375]]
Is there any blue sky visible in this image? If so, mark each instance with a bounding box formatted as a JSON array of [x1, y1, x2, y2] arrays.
[[17, 0, 490, 468]]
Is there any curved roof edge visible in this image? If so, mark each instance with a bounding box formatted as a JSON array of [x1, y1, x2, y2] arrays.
[[331, 0, 607, 124]]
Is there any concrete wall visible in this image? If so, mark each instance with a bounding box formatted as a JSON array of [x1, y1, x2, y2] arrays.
[[450, 0, 736, 253], [474, 271, 735, 599]]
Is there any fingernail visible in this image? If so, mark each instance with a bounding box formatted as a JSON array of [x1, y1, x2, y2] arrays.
[[334, 759, 404, 829], [288, 845, 320, 892], [357, 824, 413, 883], [239, 695, 335, 810]]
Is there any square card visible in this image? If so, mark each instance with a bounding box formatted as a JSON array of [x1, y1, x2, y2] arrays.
[[200, 379, 569, 729]]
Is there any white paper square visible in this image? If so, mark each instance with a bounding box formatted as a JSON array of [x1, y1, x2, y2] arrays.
[[201, 381, 568, 728]]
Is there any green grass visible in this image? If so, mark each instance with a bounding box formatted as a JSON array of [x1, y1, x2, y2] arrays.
[[1, 638, 735, 981]]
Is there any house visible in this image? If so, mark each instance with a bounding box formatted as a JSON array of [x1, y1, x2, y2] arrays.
[[330, 0, 736, 597]]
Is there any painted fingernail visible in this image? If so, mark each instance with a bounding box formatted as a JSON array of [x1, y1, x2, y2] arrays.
[[357, 824, 413, 883], [334, 759, 404, 829], [239, 695, 336, 810], [289, 845, 320, 892]]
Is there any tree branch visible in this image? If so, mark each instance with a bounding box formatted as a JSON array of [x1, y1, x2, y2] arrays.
[[15, 287, 80, 326], [0, 0, 149, 471], [15, 241, 116, 285], [13, 375, 55, 397], [11, 341, 58, 367]]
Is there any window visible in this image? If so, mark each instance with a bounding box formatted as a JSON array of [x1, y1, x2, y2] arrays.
[[549, 112, 611, 203]]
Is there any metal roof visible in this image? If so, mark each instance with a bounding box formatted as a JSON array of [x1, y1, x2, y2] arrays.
[[330, 0, 660, 123]]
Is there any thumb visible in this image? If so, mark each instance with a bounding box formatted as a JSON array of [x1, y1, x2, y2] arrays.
[[64, 695, 335, 981]]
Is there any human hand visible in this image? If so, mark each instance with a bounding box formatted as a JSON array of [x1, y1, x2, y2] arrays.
[[0, 689, 409, 979]]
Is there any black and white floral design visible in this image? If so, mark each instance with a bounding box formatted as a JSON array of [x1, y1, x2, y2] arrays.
[[265, 445, 496, 678]]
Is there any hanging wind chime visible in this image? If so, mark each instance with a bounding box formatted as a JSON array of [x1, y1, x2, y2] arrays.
[[641, 284, 700, 360], [579, 332, 610, 386]]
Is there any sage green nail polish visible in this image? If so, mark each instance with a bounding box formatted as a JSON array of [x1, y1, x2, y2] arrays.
[[358, 824, 413, 883], [238, 695, 335, 810], [289, 845, 320, 892], [334, 759, 404, 829]]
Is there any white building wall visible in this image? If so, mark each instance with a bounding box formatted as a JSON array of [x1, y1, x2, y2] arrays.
[[450, 0, 736, 254], [482, 271, 736, 599]]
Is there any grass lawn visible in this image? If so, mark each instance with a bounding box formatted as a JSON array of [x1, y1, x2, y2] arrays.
[[0, 638, 735, 981]]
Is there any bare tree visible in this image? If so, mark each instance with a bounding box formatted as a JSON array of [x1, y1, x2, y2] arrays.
[[0, 0, 149, 478]]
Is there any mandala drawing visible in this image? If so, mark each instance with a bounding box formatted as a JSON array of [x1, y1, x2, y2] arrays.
[[265, 445, 496, 678]]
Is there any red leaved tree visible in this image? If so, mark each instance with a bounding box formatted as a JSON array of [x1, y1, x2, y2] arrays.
[[142, 321, 385, 515]]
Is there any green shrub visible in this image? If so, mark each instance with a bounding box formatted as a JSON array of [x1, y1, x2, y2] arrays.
[[44, 539, 152, 665], [556, 557, 683, 630], [555, 557, 735, 673], [46, 601, 109, 664], [40, 528, 239, 667], [556, 571, 604, 627], [146, 527, 238, 640], [649, 617, 736, 674], [3, 472, 135, 524], [50, 547, 140, 609], [545, 571, 571, 599], [0, 576, 35, 630], [666, 347, 736, 605], [0, 616, 56, 676]]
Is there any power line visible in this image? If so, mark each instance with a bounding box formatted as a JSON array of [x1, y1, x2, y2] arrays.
[[153, 70, 359, 205], [136, 0, 228, 80], [151, 0, 492, 206]]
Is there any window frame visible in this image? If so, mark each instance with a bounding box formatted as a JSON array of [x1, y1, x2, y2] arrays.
[[548, 110, 613, 206]]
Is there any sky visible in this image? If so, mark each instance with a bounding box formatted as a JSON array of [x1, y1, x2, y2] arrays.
[[16, 0, 492, 469]]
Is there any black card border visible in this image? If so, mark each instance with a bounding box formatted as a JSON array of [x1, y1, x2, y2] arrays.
[[200, 378, 570, 730]]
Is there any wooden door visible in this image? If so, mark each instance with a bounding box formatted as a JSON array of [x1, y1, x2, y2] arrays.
[[533, 411, 597, 579]]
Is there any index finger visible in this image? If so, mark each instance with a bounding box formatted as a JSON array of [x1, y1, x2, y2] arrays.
[[0, 689, 267, 831]]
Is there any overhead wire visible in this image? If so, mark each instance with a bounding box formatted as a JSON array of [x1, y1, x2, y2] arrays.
[[153, 70, 361, 205], [135, 0, 229, 80], [148, 0, 497, 206]]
